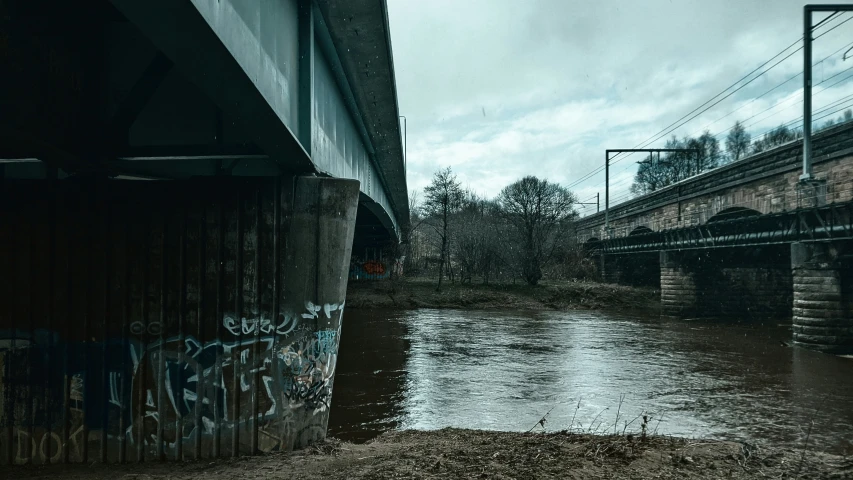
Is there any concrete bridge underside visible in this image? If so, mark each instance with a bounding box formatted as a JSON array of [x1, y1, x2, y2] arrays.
[[0, 0, 406, 464]]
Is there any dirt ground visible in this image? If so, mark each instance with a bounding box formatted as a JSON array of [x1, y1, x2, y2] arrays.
[[345, 278, 660, 313], [5, 429, 850, 479]]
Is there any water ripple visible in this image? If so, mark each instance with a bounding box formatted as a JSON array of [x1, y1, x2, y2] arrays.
[[328, 308, 853, 453]]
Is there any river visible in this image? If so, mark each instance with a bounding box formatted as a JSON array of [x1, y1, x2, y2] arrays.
[[327, 309, 853, 454]]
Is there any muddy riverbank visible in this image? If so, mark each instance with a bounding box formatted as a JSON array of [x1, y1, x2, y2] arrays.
[[345, 278, 660, 312], [6, 429, 850, 479]]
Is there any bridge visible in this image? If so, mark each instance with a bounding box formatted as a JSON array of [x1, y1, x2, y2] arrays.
[[0, 0, 406, 464], [578, 123, 853, 356]]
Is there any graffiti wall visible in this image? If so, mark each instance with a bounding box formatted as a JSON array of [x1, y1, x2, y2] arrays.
[[349, 257, 403, 280], [0, 176, 359, 464], [0, 304, 344, 464]]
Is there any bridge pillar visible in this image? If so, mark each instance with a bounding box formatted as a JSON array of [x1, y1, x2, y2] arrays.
[[791, 242, 853, 355], [279, 176, 361, 450], [659, 250, 701, 318], [0, 175, 360, 463]]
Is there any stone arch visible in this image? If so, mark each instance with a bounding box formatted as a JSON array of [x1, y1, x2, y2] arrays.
[[706, 206, 761, 223], [628, 226, 653, 236]]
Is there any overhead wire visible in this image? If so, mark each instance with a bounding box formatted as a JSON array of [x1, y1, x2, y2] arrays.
[[565, 12, 848, 193], [608, 45, 804, 169], [607, 88, 853, 208], [574, 12, 853, 214], [564, 35, 808, 191], [605, 91, 853, 209], [696, 39, 853, 139], [744, 61, 853, 140], [717, 64, 853, 139]]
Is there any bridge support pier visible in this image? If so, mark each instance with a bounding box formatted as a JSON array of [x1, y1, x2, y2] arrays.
[[0, 175, 360, 462], [278, 176, 361, 450], [791, 242, 853, 354], [660, 250, 701, 318]]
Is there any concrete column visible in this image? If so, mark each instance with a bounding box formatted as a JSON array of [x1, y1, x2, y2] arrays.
[[276, 176, 360, 450], [791, 243, 852, 355], [660, 250, 700, 318], [0, 176, 361, 463], [195, 175, 361, 456]]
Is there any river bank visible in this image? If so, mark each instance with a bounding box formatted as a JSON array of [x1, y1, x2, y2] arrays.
[[345, 278, 660, 312], [6, 429, 849, 479]]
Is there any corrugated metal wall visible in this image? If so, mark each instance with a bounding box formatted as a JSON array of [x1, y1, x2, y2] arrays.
[[0, 176, 356, 464]]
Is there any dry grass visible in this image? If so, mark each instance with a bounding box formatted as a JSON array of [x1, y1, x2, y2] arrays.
[[345, 277, 660, 313], [5, 428, 850, 479]]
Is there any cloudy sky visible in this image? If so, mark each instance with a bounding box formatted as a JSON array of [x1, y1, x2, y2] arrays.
[[387, 0, 853, 216]]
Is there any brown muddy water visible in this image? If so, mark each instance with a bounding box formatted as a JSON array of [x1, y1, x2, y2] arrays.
[[327, 309, 853, 454]]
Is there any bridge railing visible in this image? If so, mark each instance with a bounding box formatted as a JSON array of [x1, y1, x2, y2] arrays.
[[577, 123, 853, 242], [589, 199, 853, 254], [584, 174, 853, 240]]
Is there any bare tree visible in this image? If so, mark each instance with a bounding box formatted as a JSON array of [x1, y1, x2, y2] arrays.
[[451, 191, 480, 284], [725, 120, 751, 163], [497, 176, 578, 285], [686, 131, 722, 176], [423, 167, 464, 292], [752, 124, 800, 154], [631, 152, 670, 196], [403, 191, 428, 274], [817, 108, 853, 132], [450, 192, 505, 284], [630, 132, 721, 195]]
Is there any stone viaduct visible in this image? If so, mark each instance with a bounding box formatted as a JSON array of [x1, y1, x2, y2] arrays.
[[577, 122, 853, 356], [0, 0, 406, 464]]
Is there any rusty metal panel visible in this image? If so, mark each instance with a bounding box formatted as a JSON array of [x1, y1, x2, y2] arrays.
[[0, 176, 352, 464]]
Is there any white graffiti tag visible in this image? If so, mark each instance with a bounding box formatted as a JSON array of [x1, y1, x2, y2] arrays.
[[301, 301, 345, 320], [222, 314, 298, 336]]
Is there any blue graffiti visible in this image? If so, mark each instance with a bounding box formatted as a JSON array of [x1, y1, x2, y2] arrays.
[[0, 326, 339, 439]]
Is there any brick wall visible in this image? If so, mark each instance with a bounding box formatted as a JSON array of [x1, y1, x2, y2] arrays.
[[578, 122, 853, 241], [791, 243, 853, 354]]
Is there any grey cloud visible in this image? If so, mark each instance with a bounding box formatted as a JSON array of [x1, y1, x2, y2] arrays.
[[388, 0, 853, 202]]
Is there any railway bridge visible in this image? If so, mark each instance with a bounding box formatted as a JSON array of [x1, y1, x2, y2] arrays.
[[578, 123, 853, 355], [0, 0, 406, 464]]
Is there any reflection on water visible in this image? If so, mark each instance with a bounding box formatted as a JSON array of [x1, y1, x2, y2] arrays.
[[327, 309, 853, 453]]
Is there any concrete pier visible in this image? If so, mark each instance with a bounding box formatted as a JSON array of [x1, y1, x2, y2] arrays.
[[0, 176, 359, 462], [659, 250, 701, 318]]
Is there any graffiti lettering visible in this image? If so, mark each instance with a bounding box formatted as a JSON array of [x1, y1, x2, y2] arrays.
[[301, 301, 344, 320], [130, 321, 162, 336], [222, 313, 298, 337], [0, 300, 347, 462], [362, 260, 386, 275], [349, 258, 401, 280]]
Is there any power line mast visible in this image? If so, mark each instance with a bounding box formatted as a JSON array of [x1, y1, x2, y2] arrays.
[[803, 5, 853, 182], [603, 148, 698, 234]]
